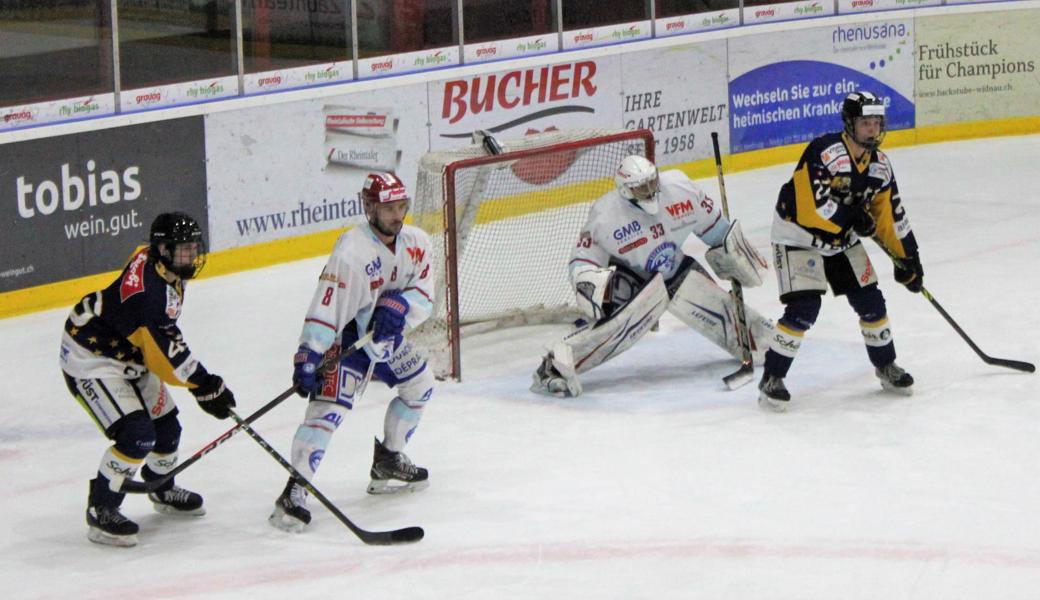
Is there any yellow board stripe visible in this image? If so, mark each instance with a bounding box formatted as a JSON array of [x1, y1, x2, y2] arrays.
[[3, 116, 1038, 320]]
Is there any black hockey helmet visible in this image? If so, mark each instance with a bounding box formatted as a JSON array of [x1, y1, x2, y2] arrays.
[[149, 212, 207, 279], [841, 91, 886, 150]]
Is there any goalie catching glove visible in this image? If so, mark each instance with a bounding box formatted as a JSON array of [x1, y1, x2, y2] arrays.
[[704, 220, 767, 288]]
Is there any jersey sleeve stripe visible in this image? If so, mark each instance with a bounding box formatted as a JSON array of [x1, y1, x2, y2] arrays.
[[304, 317, 338, 332]]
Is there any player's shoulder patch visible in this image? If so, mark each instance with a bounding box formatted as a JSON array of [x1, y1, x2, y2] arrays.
[[119, 249, 151, 302], [868, 157, 892, 183], [819, 142, 849, 172], [165, 285, 182, 319]]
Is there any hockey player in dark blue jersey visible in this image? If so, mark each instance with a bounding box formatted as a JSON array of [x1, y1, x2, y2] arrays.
[[59, 212, 236, 546], [758, 91, 924, 411]]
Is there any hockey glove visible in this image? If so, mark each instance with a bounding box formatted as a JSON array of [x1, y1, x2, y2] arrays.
[[372, 292, 409, 349], [850, 207, 876, 238], [894, 254, 924, 293], [192, 374, 236, 420], [292, 345, 324, 398]]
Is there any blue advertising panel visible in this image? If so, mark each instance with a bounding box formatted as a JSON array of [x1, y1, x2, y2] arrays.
[[728, 20, 916, 153]]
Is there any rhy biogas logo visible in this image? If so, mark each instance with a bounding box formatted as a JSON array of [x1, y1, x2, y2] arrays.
[[438, 61, 599, 133], [16, 160, 142, 219]]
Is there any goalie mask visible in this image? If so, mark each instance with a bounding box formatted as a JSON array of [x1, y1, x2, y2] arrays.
[[615, 155, 660, 215], [841, 91, 886, 151], [149, 212, 206, 280]]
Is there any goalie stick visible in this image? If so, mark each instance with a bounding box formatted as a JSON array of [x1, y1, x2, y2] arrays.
[[230, 409, 424, 546], [710, 132, 755, 390], [121, 332, 375, 495]]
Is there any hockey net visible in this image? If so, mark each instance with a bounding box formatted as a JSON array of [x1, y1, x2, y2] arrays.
[[410, 128, 655, 380]]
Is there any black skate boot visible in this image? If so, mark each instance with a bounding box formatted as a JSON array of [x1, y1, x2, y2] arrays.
[[269, 478, 311, 533], [87, 505, 139, 547], [368, 438, 429, 495], [148, 486, 206, 516], [143, 466, 205, 516], [876, 362, 914, 395], [758, 373, 791, 412]]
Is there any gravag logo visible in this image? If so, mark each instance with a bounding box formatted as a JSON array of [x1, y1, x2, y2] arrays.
[[613, 220, 642, 241], [645, 242, 677, 274]]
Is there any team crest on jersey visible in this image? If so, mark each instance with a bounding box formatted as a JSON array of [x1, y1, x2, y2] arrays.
[[645, 242, 677, 274], [165, 286, 182, 319], [119, 250, 150, 302]]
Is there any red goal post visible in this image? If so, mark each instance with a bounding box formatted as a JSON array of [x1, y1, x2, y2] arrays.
[[410, 128, 655, 380]]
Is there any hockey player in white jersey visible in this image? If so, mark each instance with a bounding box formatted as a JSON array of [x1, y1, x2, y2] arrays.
[[531, 155, 774, 397], [270, 172, 436, 532]]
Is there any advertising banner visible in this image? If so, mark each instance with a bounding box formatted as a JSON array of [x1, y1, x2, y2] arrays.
[[620, 40, 730, 165], [120, 76, 239, 113], [562, 21, 652, 51], [0, 118, 208, 292], [243, 61, 354, 95], [0, 93, 115, 133], [742, 0, 836, 25], [837, 0, 940, 14], [915, 9, 1040, 126], [727, 19, 916, 152], [428, 57, 623, 151], [204, 83, 430, 251], [654, 11, 740, 37], [463, 33, 559, 65]]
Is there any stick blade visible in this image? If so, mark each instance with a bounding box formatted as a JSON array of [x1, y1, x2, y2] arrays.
[[986, 357, 1036, 373], [723, 362, 755, 390], [360, 526, 425, 546]]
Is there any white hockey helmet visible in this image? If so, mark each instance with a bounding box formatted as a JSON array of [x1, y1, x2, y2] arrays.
[[615, 155, 660, 214]]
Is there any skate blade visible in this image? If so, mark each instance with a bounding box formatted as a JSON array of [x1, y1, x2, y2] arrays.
[[367, 479, 430, 495], [268, 508, 306, 533], [151, 503, 206, 517], [880, 381, 914, 396], [758, 393, 788, 413], [87, 527, 138, 547]]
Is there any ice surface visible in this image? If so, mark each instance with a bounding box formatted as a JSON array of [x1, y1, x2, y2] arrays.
[[2, 135, 1038, 599]]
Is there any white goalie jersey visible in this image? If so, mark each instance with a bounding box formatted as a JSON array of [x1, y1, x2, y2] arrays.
[[569, 169, 730, 285]]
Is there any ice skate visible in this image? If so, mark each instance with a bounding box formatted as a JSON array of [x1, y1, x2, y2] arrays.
[[269, 478, 311, 533], [530, 343, 582, 397], [876, 362, 914, 395], [367, 438, 429, 495], [86, 505, 139, 547], [148, 485, 205, 516], [531, 355, 573, 397], [758, 373, 790, 412]]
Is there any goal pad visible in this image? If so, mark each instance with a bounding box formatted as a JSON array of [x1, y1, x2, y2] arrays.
[[410, 128, 655, 380]]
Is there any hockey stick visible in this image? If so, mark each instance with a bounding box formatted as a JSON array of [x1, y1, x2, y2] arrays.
[[879, 249, 1034, 373], [121, 332, 375, 495], [919, 286, 1035, 373], [229, 409, 424, 546], [710, 132, 755, 390]]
